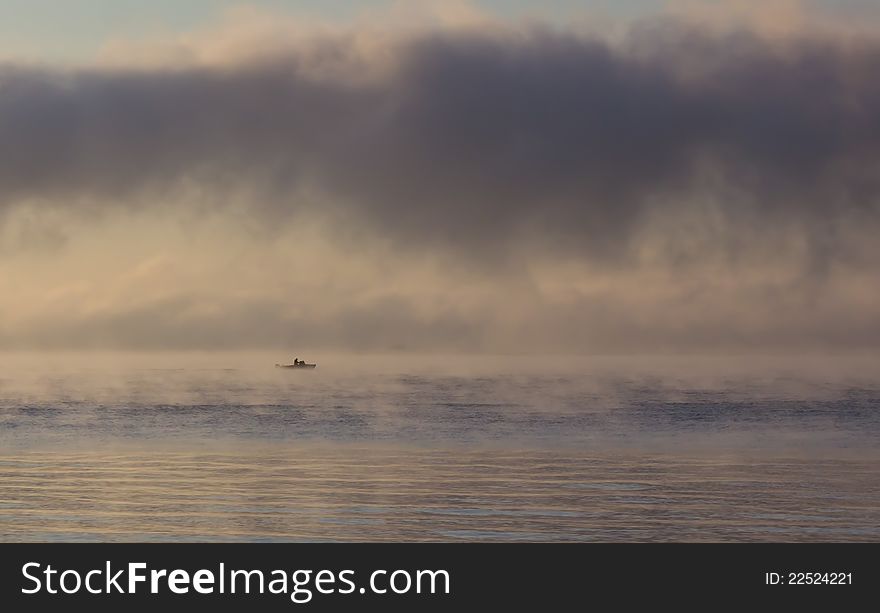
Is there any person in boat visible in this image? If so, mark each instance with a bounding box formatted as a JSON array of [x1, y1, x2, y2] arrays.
[[293, 358, 299, 365]]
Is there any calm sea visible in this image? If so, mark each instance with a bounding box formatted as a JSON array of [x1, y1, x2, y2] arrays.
[[1, 353, 878, 541]]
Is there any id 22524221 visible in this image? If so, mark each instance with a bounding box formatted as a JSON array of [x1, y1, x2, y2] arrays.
[[766, 572, 853, 586]]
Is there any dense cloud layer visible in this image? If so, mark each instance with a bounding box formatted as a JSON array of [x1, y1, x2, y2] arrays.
[[1, 23, 879, 260], [2, 19, 880, 352]]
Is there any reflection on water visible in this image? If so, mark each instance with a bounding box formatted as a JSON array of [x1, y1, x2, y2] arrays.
[[1, 448, 878, 542], [0, 354, 878, 541]]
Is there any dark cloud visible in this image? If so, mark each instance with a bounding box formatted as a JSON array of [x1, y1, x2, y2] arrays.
[[1, 22, 880, 264]]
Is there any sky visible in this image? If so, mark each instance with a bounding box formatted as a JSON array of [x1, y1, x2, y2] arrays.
[[0, 1, 604, 60], [1, 1, 880, 353], [0, 1, 877, 62]]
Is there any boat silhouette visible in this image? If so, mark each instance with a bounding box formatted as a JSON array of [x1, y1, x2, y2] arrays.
[[275, 362, 317, 369]]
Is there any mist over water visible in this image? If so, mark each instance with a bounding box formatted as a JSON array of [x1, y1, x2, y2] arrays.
[[1, 353, 879, 541]]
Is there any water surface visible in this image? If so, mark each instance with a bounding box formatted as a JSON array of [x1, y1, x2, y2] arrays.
[[1, 353, 878, 541]]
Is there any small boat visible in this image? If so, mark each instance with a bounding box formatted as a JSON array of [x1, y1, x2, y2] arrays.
[[275, 362, 317, 369]]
